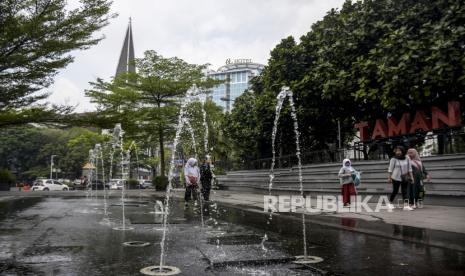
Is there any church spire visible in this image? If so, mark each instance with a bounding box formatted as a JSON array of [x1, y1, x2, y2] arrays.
[[115, 18, 135, 76]]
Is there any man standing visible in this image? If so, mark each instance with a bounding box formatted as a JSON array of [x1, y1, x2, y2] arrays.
[[200, 157, 213, 201]]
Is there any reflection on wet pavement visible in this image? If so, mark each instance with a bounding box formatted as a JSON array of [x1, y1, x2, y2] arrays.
[[0, 195, 463, 275]]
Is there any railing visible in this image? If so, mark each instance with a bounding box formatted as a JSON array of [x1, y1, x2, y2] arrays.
[[215, 130, 465, 171]]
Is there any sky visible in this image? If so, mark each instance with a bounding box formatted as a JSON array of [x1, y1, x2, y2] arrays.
[[45, 0, 345, 112]]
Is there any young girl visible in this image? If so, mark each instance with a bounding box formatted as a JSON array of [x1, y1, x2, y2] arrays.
[[338, 159, 357, 207], [407, 148, 431, 208], [388, 146, 414, 210]]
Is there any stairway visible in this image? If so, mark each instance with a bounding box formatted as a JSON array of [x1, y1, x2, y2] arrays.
[[217, 154, 465, 206]]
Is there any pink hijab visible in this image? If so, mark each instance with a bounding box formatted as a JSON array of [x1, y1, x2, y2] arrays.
[[407, 148, 422, 169]]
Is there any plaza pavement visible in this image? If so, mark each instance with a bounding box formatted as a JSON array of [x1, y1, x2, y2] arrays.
[[2, 189, 465, 252], [164, 189, 465, 252], [163, 189, 465, 234]]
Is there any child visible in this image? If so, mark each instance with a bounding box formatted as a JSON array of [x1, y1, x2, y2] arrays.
[[338, 159, 357, 207]]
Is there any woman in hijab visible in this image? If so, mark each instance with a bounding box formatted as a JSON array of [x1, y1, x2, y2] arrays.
[[407, 148, 431, 207], [184, 158, 200, 204], [388, 146, 414, 210], [338, 159, 357, 207]]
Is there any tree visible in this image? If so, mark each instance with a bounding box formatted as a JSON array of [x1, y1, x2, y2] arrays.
[[0, 0, 115, 125], [0, 126, 105, 181], [229, 0, 465, 163], [87, 50, 219, 177], [225, 91, 263, 163], [0, 126, 46, 178], [182, 99, 229, 161]]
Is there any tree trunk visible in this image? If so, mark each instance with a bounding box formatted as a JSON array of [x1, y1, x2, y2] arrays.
[[158, 126, 165, 177]]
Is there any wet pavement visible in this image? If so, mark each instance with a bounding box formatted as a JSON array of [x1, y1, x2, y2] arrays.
[[0, 192, 464, 275]]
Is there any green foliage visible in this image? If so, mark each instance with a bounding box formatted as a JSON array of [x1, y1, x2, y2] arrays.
[[229, 0, 465, 162], [225, 91, 262, 162], [212, 167, 225, 176], [181, 100, 230, 160], [0, 0, 115, 111], [0, 169, 16, 186], [127, 178, 139, 189], [0, 105, 75, 128], [153, 175, 168, 191], [0, 126, 105, 181]]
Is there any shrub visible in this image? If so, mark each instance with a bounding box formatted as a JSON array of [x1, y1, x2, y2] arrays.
[[0, 169, 16, 190], [213, 167, 226, 175], [153, 176, 168, 191], [128, 178, 139, 189]]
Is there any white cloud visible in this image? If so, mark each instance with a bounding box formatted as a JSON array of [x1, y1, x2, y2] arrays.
[[45, 76, 95, 112], [45, 0, 345, 111]]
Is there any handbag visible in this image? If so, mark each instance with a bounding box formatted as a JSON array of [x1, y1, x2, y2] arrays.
[[418, 184, 426, 199], [352, 171, 361, 187], [187, 175, 198, 186], [398, 159, 412, 184]]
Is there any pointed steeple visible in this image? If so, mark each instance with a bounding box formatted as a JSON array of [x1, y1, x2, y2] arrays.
[[115, 18, 135, 76]]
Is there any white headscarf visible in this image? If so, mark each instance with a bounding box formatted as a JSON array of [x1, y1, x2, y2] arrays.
[[184, 158, 199, 179], [342, 158, 354, 172], [186, 158, 197, 167]]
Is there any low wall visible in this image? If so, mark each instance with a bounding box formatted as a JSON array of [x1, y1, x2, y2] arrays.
[[217, 154, 465, 206]]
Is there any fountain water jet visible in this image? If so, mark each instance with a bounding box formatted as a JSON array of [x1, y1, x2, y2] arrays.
[[141, 86, 208, 275], [200, 93, 209, 153], [265, 86, 312, 263], [112, 124, 133, 231], [87, 149, 96, 198], [128, 141, 142, 201], [95, 143, 111, 219], [181, 116, 204, 228], [141, 86, 221, 275]]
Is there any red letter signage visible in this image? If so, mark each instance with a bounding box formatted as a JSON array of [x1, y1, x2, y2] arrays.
[[355, 121, 370, 141], [354, 101, 461, 141], [410, 111, 431, 133], [388, 113, 410, 136], [371, 119, 388, 140], [432, 101, 462, 129]]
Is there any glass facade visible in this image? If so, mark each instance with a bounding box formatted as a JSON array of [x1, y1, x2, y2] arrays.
[[207, 62, 264, 112]]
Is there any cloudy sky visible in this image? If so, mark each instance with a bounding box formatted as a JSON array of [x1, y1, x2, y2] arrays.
[[46, 0, 345, 112]]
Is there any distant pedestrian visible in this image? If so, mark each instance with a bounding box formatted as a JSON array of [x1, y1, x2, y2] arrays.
[[338, 159, 358, 207], [407, 148, 431, 207], [200, 157, 213, 201], [82, 176, 88, 188], [387, 146, 414, 210], [184, 158, 200, 204]]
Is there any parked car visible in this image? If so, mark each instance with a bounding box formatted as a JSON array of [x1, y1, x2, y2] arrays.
[[109, 179, 125, 190], [32, 179, 70, 191], [86, 180, 110, 190], [139, 180, 154, 189]]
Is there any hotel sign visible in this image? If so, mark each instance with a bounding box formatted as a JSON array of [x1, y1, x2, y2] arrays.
[[355, 101, 462, 141], [226, 58, 252, 65]]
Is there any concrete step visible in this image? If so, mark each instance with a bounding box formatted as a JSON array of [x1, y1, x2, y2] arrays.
[[218, 154, 465, 204]]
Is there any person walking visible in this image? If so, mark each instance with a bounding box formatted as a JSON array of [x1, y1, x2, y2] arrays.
[[338, 159, 357, 207], [184, 158, 200, 204], [407, 148, 431, 207], [387, 146, 414, 210], [200, 157, 213, 201]]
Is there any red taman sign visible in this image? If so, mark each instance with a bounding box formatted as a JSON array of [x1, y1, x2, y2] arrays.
[[355, 101, 462, 141]]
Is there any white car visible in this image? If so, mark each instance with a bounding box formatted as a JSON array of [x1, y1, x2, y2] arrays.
[[32, 179, 69, 191], [109, 179, 125, 190], [140, 180, 154, 189]]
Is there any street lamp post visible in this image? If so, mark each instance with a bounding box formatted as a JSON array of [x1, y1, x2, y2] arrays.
[[50, 155, 57, 180]]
